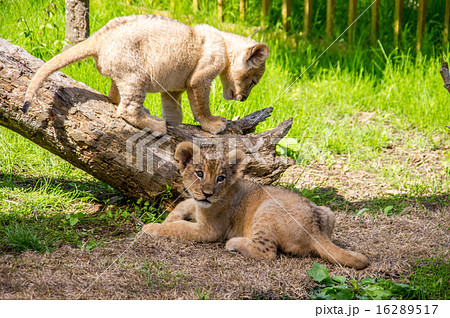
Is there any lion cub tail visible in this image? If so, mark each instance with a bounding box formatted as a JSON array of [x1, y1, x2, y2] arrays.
[[22, 36, 97, 113], [312, 234, 369, 269]]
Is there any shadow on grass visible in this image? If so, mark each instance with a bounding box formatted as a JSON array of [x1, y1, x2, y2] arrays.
[[0, 173, 136, 254], [0, 172, 173, 255], [292, 186, 450, 215], [0, 172, 119, 202], [1, 171, 447, 255]]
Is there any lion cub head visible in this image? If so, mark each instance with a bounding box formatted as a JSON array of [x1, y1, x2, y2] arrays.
[[220, 43, 269, 102], [174, 142, 246, 208]]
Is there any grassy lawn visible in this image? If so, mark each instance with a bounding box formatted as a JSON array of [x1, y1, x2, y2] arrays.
[[0, 0, 449, 299]]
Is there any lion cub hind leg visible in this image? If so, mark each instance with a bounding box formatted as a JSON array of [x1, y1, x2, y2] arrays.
[[161, 91, 183, 126], [316, 205, 336, 239], [116, 84, 167, 133], [226, 220, 278, 259], [226, 237, 277, 259], [108, 79, 120, 104]]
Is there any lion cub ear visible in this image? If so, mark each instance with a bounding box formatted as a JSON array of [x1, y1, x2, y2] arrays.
[[174, 142, 201, 171], [227, 149, 247, 174], [244, 43, 269, 69]]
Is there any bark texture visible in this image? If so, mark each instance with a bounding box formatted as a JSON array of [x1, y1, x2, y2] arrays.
[[64, 0, 90, 48], [0, 38, 293, 200], [440, 61, 450, 94]]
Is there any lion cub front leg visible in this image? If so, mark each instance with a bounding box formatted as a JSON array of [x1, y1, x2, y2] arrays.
[[186, 58, 227, 134], [186, 85, 226, 134], [163, 198, 197, 223], [142, 221, 217, 243]]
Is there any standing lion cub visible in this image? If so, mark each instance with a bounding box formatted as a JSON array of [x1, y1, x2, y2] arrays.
[[142, 142, 369, 269], [23, 15, 269, 134]]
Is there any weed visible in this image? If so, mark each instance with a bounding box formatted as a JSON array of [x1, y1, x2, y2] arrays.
[[77, 238, 102, 252], [196, 284, 213, 300], [1, 223, 50, 253], [132, 186, 173, 225], [136, 256, 185, 290], [64, 212, 85, 227], [308, 262, 423, 300]]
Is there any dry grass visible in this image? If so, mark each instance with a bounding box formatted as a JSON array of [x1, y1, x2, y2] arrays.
[[0, 207, 447, 299]]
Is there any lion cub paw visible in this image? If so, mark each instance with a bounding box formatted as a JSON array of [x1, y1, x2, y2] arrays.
[[225, 237, 246, 252], [201, 116, 227, 134], [119, 110, 168, 134]]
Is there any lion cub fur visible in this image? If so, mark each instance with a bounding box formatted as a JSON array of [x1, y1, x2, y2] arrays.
[[142, 142, 369, 269], [23, 15, 269, 134]]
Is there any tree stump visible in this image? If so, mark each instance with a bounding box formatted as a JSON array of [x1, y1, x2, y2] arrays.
[[0, 38, 293, 201]]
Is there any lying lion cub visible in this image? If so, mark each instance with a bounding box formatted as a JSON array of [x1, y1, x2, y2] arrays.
[[23, 15, 269, 134], [142, 142, 368, 269]]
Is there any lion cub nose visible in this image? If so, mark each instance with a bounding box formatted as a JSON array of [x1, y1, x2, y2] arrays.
[[236, 94, 247, 102], [202, 190, 214, 198]]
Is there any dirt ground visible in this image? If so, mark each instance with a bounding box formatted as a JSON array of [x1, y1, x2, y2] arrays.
[[1, 150, 449, 299], [0, 209, 448, 300]]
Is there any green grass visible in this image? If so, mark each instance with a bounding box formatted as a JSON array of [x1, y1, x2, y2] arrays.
[[0, 0, 449, 299], [136, 256, 186, 290], [407, 255, 450, 300], [1, 223, 51, 253]]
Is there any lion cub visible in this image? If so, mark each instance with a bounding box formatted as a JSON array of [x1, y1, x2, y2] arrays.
[[142, 142, 368, 269], [23, 15, 269, 134]]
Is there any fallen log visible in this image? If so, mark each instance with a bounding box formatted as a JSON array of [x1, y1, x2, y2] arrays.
[[0, 37, 293, 200]]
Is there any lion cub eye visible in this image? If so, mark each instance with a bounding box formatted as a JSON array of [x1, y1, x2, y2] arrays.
[[195, 171, 204, 178], [249, 80, 256, 88], [216, 176, 225, 183]]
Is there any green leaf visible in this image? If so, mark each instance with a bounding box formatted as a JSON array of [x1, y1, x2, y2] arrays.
[[359, 277, 376, 285], [362, 285, 392, 300], [69, 217, 79, 226], [334, 289, 355, 300], [278, 137, 300, 151], [311, 289, 334, 300], [357, 295, 371, 300], [349, 278, 359, 289], [307, 262, 331, 284], [357, 208, 369, 215], [319, 285, 355, 300], [384, 205, 394, 214], [276, 145, 288, 156], [332, 276, 347, 284]]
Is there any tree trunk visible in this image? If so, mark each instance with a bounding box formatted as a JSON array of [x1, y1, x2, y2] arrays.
[[64, 0, 90, 49], [439, 61, 450, 130], [0, 38, 293, 201]]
